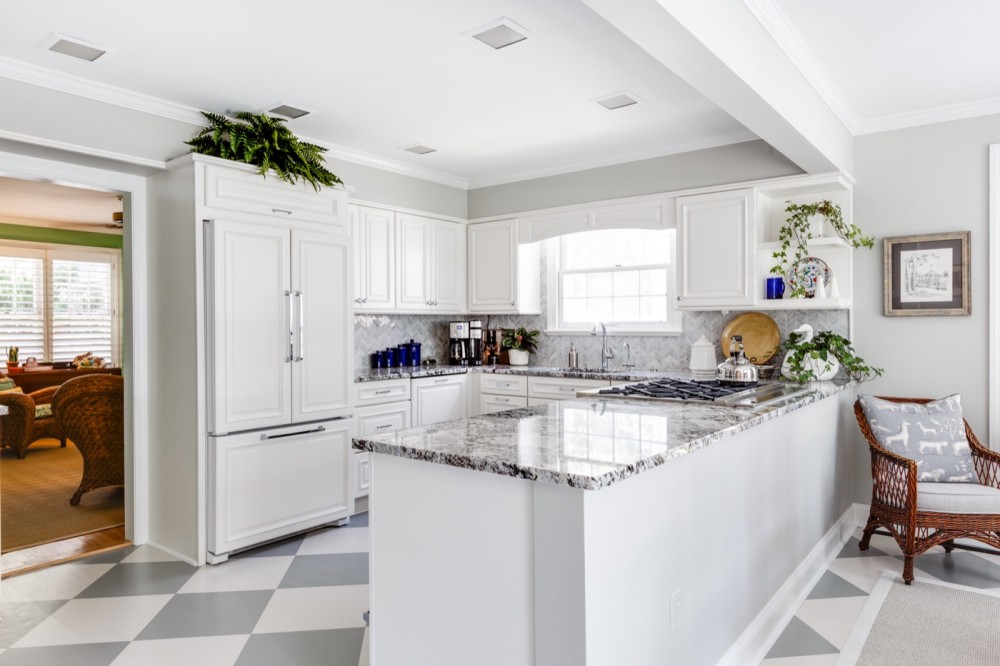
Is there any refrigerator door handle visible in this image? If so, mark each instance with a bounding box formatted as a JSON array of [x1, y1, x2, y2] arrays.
[[294, 290, 304, 362], [285, 290, 294, 362], [260, 424, 326, 441]]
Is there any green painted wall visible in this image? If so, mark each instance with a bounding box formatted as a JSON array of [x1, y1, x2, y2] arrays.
[[0, 223, 122, 249]]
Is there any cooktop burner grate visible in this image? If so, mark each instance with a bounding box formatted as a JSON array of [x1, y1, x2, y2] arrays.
[[597, 378, 758, 401]]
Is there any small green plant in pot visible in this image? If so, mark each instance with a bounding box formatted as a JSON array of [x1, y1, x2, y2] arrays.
[[771, 200, 874, 298], [779, 325, 883, 383], [502, 327, 540, 366]]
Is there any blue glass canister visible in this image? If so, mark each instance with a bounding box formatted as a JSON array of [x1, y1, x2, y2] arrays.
[[408, 340, 421, 366], [384, 347, 398, 368], [396, 344, 410, 367]]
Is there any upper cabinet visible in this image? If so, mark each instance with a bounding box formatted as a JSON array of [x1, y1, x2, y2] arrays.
[[349, 204, 395, 311], [467, 219, 541, 314], [676, 188, 756, 309], [395, 213, 466, 313]]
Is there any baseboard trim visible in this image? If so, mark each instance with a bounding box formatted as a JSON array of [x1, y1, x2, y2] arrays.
[[143, 541, 198, 567], [717, 504, 865, 665]]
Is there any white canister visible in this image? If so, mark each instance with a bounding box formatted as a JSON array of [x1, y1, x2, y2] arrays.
[[689, 335, 718, 372]]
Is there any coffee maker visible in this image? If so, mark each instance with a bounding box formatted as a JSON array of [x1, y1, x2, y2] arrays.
[[448, 321, 469, 366], [467, 320, 483, 366]]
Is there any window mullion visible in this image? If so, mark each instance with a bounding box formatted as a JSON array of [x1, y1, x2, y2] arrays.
[[43, 252, 54, 362]]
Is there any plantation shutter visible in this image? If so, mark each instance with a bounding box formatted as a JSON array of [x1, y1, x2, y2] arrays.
[[49, 252, 116, 362], [0, 249, 46, 360]]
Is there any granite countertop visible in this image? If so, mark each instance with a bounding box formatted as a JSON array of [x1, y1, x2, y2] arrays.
[[355, 366, 469, 382], [353, 379, 852, 491], [354, 364, 697, 383]]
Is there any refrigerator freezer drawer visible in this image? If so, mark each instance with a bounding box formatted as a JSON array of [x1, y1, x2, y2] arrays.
[[209, 419, 352, 561]]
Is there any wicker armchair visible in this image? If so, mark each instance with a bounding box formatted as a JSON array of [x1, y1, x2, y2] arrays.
[[855, 396, 1000, 584], [51, 374, 124, 505], [0, 386, 67, 459]]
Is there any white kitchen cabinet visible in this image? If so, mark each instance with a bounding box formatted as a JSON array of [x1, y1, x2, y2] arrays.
[[355, 377, 411, 406], [526, 376, 611, 401], [396, 213, 466, 313], [676, 188, 756, 310], [412, 374, 468, 426], [208, 418, 352, 562], [206, 219, 352, 434], [354, 399, 411, 500], [480, 394, 529, 414], [349, 204, 395, 311], [467, 219, 540, 314]]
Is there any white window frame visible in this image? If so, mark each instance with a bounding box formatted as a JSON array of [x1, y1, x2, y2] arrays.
[[546, 230, 682, 335], [0, 240, 121, 365]]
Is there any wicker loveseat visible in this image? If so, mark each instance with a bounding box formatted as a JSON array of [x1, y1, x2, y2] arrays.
[[0, 386, 66, 458], [854, 396, 1000, 584]]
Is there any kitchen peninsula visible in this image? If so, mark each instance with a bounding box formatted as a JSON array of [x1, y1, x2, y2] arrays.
[[354, 380, 856, 666]]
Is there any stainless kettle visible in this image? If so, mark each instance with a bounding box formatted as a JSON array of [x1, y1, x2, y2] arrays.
[[717, 335, 758, 385]]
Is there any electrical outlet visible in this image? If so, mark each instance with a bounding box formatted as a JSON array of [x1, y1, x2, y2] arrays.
[[670, 588, 682, 634]]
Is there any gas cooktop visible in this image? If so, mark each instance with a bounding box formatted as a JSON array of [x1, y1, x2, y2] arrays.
[[576, 378, 811, 409]]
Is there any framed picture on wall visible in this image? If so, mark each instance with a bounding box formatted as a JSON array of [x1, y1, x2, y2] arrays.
[[883, 231, 970, 316]]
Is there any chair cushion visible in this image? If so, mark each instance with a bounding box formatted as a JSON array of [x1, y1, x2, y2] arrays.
[[858, 394, 977, 483], [34, 404, 52, 419], [0, 377, 21, 394], [917, 482, 1000, 514]]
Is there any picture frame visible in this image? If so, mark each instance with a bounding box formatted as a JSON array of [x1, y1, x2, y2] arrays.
[[883, 231, 970, 316]]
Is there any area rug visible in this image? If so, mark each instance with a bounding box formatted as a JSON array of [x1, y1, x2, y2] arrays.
[[837, 570, 1000, 665], [1, 438, 124, 552]]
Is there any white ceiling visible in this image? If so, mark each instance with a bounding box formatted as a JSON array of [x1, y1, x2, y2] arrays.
[[0, 176, 121, 229], [0, 0, 998, 220]]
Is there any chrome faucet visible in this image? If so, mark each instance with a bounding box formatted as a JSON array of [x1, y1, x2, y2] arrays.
[[591, 322, 615, 371]]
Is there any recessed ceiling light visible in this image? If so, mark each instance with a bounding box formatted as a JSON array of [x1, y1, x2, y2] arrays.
[[266, 103, 311, 120], [44, 34, 109, 62], [403, 145, 437, 155], [596, 92, 640, 110], [465, 17, 532, 50]]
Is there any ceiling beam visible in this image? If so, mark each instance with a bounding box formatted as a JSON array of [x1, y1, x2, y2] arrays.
[[583, 0, 853, 177]]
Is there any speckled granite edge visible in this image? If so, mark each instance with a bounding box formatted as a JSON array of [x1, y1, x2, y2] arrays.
[[354, 380, 853, 491], [355, 366, 468, 382], [355, 364, 704, 383]]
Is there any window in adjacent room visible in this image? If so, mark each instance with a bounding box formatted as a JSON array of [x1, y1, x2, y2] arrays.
[[0, 243, 120, 365], [547, 228, 681, 334]]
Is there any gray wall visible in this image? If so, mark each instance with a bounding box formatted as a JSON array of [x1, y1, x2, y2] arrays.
[[328, 157, 467, 219], [467, 140, 802, 218], [850, 113, 1000, 501]]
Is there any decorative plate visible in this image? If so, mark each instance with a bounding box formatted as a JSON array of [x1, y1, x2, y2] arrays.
[[787, 256, 832, 297], [720, 312, 781, 364]]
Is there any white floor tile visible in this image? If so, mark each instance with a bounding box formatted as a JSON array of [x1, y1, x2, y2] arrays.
[[177, 555, 294, 594], [111, 634, 249, 666], [760, 654, 839, 666], [827, 557, 900, 594], [254, 584, 369, 633], [795, 596, 868, 650], [120, 545, 185, 564], [296, 527, 371, 555], [14, 594, 173, 647], [0, 563, 116, 602]]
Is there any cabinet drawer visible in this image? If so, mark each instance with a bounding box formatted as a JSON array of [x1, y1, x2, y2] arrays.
[[203, 163, 347, 229], [527, 377, 609, 400], [355, 378, 411, 406], [480, 374, 528, 396], [355, 402, 411, 435], [480, 394, 529, 414]]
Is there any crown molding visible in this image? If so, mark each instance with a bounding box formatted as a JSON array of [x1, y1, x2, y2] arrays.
[[466, 129, 758, 189], [315, 140, 470, 190], [854, 97, 1000, 135], [0, 129, 167, 170]]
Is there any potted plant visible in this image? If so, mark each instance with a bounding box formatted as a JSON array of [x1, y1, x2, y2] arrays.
[[186, 111, 343, 191], [501, 327, 540, 366], [5, 346, 19, 373], [779, 324, 883, 383], [770, 200, 874, 298]]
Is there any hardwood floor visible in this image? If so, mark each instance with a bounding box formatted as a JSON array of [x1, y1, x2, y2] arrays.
[[1, 526, 130, 578]]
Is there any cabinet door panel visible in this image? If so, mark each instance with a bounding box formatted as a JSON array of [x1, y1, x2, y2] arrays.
[[291, 231, 352, 422], [362, 207, 395, 309], [396, 214, 431, 310], [412, 375, 467, 426], [468, 220, 516, 312], [208, 219, 291, 434], [431, 220, 466, 312]]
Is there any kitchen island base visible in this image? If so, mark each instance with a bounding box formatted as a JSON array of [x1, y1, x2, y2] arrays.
[[367, 390, 854, 665]]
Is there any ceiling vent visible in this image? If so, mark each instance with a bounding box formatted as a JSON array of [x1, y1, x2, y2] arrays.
[[45, 34, 108, 62], [266, 103, 311, 120], [595, 92, 639, 111], [403, 144, 437, 155], [467, 18, 531, 50]]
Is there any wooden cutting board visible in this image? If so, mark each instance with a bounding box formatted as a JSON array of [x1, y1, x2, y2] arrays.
[[720, 312, 781, 364]]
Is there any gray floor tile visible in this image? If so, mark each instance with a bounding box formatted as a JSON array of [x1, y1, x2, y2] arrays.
[[837, 536, 889, 558], [764, 616, 838, 659], [0, 642, 128, 665], [345, 512, 368, 528], [232, 535, 306, 559], [81, 546, 138, 565], [279, 553, 368, 589], [77, 561, 199, 598], [0, 601, 67, 648], [806, 571, 867, 599], [136, 590, 274, 640], [904, 551, 1000, 589], [236, 628, 364, 666]]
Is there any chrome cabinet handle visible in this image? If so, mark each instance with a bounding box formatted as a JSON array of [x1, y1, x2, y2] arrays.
[[261, 425, 325, 441], [294, 291, 304, 362], [374, 389, 392, 395], [375, 423, 393, 429], [434, 377, 449, 383], [272, 208, 293, 215], [285, 290, 294, 362]]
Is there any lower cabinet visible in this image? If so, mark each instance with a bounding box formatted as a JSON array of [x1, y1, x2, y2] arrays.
[[412, 374, 468, 426], [480, 393, 529, 414], [208, 418, 352, 563], [353, 400, 411, 499]]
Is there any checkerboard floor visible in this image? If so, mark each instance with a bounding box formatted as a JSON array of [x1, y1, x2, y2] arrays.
[[760, 527, 1000, 665], [0, 512, 371, 666]]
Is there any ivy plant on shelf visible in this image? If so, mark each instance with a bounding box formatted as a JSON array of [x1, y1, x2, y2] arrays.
[[185, 111, 343, 191], [770, 200, 874, 298], [779, 327, 883, 383]]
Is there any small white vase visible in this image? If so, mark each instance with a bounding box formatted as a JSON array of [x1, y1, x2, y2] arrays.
[[507, 349, 530, 366]]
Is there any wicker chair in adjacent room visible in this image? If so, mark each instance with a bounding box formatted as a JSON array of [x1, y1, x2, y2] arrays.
[[51, 374, 124, 505], [854, 396, 1000, 584], [0, 386, 67, 459]]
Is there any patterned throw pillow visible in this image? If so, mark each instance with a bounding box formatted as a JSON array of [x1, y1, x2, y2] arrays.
[[858, 394, 977, 483]]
